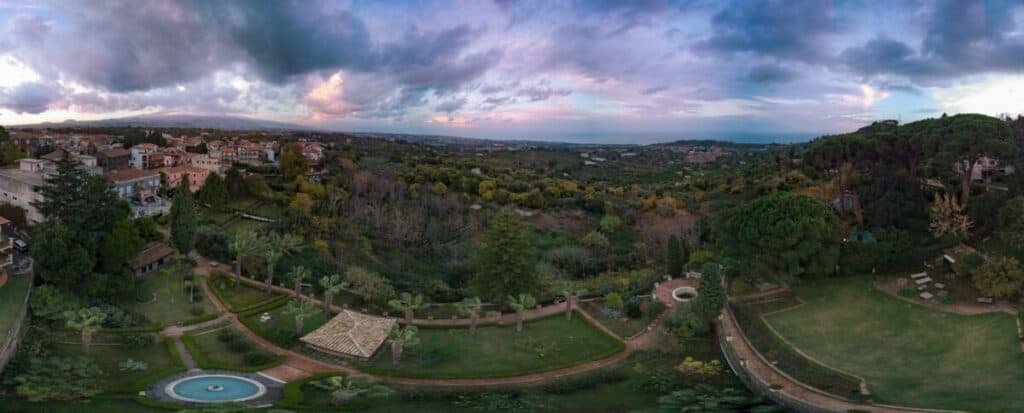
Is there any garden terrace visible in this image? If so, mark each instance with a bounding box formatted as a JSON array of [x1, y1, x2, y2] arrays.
[[764, 277, 1024, 411], [357, 313, 624, 379], [181, 323, 285, 371], [300, 309, 396, 360]]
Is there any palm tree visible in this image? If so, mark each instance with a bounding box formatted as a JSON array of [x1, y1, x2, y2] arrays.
[[559, 283, 586, 321], [283, 298, 318, 335], [309, 375, 394, 405], [387, 292, 424, 325], [388, 325, 420, 364], [507, 293, 536, 333], [455, 296, 483, 337], [286, 265, 311, 298], [319, 273, 347, 318], [229, 229, 263, 284], [64, 307, 107, 354], [263, 232, 302, 294]]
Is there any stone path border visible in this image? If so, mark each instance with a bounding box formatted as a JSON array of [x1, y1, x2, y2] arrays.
[[187, 254, 663, 386]]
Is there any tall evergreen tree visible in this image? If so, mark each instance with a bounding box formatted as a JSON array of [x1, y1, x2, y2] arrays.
[[196, 172, 229, 206], [98, 219, 143, 275], [695, 263, 726, 322], [225, 167, 250, 199], [170, 174, 198, 253], [32, 154, 128, 247], [666, 234, 683, 277], [31, 222, 93, 292], [471, 208, 539, 301]]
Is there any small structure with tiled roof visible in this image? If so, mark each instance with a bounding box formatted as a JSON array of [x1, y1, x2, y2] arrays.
[[130, 242, 175, 276], [300, 310, 396, 360]]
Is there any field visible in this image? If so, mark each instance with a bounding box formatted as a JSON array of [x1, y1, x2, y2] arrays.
[[123, 265, 215, 327], [183, 322, 283, 371], [359, 314, 624, 379], [764, 277, 1024, 412], [52, 339, 181, 391], [0, 274, 31, 342]]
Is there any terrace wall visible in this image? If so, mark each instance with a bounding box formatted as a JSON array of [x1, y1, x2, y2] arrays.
[[0, 274, 33, 375]]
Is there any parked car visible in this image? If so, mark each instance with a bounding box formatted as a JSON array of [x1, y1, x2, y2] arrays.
[[12, 238, 28, 253]]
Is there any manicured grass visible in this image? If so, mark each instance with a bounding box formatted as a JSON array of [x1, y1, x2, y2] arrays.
[[764, 277, 1024, 412], [0, 274, 31, 342], [242, 301, 328, 348], [209, 274, 285, 312], [225, 217, 265, 235], [183, 323, 285, 371], [123, 266, 215, 327], [358, 313, 625, 379], [51, 340, 179, 391]]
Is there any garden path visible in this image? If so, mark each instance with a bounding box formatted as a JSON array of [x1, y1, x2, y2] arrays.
[[191, 254, 666, 386]]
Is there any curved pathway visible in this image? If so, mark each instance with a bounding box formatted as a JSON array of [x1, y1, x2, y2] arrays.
[[190, 255, 665, 386]]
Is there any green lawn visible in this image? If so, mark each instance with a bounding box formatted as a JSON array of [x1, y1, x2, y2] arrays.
[[123, 265, 214, 327], [0, 274, 31, 342], [242, 302, 328, 348], [358, 314, 625, 379], [225, 218, 265, 236], [764, 277, 1024, 412], [210, 275, 284, 311], [52, 340, 180, 391], [184, 323, 283, 370]]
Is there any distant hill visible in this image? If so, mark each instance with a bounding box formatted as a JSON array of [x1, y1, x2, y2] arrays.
[[14, 113, 307, 131]]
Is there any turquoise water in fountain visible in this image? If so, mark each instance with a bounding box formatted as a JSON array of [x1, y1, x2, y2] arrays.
[[170, 375, 262, 402]]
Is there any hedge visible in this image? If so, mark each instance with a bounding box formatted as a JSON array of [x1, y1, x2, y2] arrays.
[[180, 334, 287, 372], [273, 372, 372, 411]]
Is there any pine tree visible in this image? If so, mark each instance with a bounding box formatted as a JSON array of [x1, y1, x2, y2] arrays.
[[694, 263, 725, 323], [196, 172, 229, 206], [170, 174, 198, 253], [471, 208, 539, 301], [32, 154, 128, 246], [666, 234, 683, 277]]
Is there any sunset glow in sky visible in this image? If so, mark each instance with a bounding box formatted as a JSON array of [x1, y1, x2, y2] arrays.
[[1, 0, 1023, 142]]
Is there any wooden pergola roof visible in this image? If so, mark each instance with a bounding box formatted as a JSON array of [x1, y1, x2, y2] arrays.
[[300, 310, 396, 359]]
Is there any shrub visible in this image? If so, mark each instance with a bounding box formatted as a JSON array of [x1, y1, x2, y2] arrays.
[[599, 307, 622, 319], [647, 300, 666, 319], [188, 307, 205, 316], [118, 333, 154, 348], [243, 352, 275, 366], [227, 339, 252, 353], [541, 369, 628, 394], [625, 297, 643, 319], [605, 292, 624, 310], [898, 289, 916, 298]]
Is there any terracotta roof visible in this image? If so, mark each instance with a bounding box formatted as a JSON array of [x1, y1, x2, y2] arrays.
[[157, 165, 205, 175], [100, 148, 131, 157], [300, 310, 396, 359], [130, 242, 174, 269], [105, 168, 160, 183]]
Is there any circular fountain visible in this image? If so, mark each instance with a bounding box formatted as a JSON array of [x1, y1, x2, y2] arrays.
[[671, 286, 698, 302], [165, 374, 266, 403]]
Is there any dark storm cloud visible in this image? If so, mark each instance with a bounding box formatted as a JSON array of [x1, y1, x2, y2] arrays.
[[840, 0, 1024, 82], [0, 81, 62, 114], [196, 0, 376, 83], [5, 0, 499, 95], [744, 64, 798, 84], [694, 0, 836, 63], [380, 26, 503, 89]]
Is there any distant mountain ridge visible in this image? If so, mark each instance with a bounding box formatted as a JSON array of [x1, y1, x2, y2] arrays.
[[14, 113, 307, 131]]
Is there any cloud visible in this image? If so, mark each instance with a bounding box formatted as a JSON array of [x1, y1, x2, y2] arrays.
[[0, 81, 62, 113], [744, 64, 797, 84], [694, 0, 836, 63], [436, 97, 467, 113], [839, 0, 1024, 84]]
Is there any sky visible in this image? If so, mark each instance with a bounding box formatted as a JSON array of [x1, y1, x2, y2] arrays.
[[1, 0, 1023, 143]]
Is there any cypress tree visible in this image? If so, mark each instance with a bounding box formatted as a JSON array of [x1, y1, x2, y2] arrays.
[[695, 263, 726, 323], [170, 174, 198, 253], [666, 234, 683, 277]]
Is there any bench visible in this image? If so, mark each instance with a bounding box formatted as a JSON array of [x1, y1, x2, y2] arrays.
[[910, 272, 929, 279], [914, 277, 933, 285], [920, 292, 934, 300], [978, 297, 994, 304]]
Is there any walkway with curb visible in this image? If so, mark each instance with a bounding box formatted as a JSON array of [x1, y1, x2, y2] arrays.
[[189, 256, 664, 387]]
